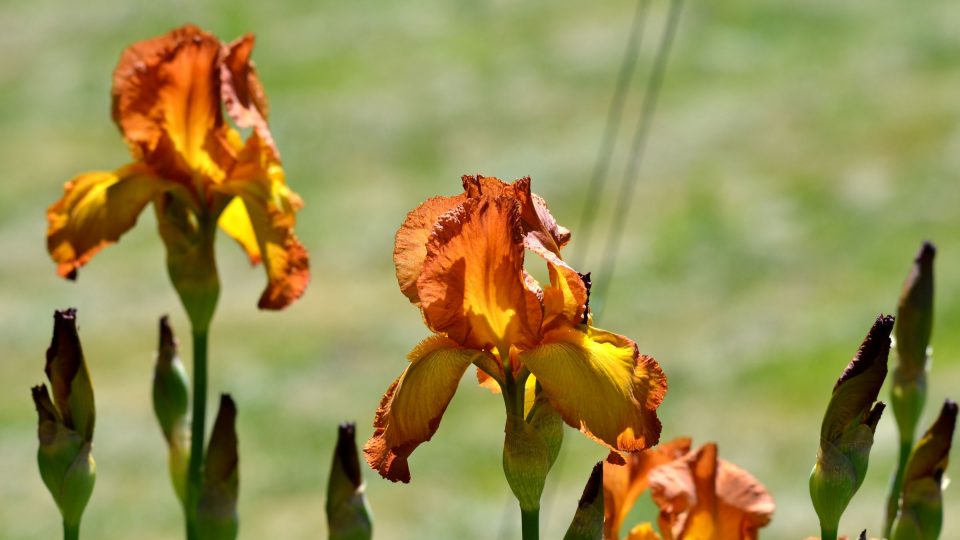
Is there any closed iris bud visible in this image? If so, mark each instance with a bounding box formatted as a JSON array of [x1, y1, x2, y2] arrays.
[[32, 309, 96, 530], [891, 400, 958, 540], [810, 315, 893, 540], [892, 242, 935, 442], [563, 462, 603, 540], [152, 315, 191, 504], [196, 395, 239, 540], [326, 423, 373, 540]]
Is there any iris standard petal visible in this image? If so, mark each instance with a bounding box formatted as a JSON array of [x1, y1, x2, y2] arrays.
[[418, 195, 540, 351], [47, 164, 172, 279], [221, 33, 277, 157], [363, 335, 483, 483], [112, 24, 232, 183], [218, 133, 309, 309], [520, 326, 665, 454], [394, 194, 466, 304]]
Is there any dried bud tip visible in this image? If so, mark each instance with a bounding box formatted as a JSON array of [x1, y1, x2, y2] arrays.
[[159, 315, 177, 350], [578, 461, 603, 509], [335, 422, 362, 487], [916, 241, 936, 265], [836, 314, 893, 389]]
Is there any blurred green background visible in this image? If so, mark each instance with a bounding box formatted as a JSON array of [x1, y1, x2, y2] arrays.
[[2, 0, 959, 538]]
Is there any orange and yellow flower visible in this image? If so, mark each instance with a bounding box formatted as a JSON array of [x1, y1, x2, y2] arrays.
[[604, 440, 775, 540], [364, 175, 667, 482], [46, 24, 308, 311]]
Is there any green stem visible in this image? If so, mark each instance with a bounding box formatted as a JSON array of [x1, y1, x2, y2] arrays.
[[185, 328, 209, 540], [883, 439, 913, 539], [820, 527, 837, 540], [521, 507, 540, 540], [63, 521, 79, 540]]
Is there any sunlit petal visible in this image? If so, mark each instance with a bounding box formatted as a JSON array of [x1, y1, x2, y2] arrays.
[[218, 196, 261, 265], [519, 326, 665, 454], [47, 164, 173, 279], [604, 438, 692, 540], [626, 523, 664, 540], [217, 134, 309, 309], [649, 444, 775, 540], [112, 24, 232, 183], [418, 196, 540, 351], [221, 33, 277, 158], [394, 194, 466, 304], [363, 335, 484, 483]]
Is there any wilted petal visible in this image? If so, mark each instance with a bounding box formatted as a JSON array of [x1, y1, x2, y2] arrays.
[[44, 309, 95, 442], [418, 196, 540, 351], [364, 336, 484, 483], [112, 24, 232, 181], [220, 33, 276, 157], [217, 134, 309, 309], [47, 164, 173, 279], [519, 326, 665, 454], [394, 194, 466, 304], [649, 443, 774, 540], [604, 438, 692, 540]]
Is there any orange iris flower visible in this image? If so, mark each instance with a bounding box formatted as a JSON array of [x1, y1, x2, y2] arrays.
[[604, 440, 775, 540], [364, 175, 667, 482], [46, 24, 309, 310]]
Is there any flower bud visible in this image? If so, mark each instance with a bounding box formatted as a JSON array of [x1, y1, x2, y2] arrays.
[[197, 395, 239, 540], [152, 315, 191, 503], [326, 423, 373, 540], [891, 399, 957, 540], [33, 309, 97, 529], [892, 242, 935, 442], [563, 462, 603, 540], [503, 413, 552, 513], [811, 315, 892, 538]]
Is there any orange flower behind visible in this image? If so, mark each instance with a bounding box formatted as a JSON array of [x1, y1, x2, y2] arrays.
[[47, 24, 308, 312], [365, 175, 667, 483]]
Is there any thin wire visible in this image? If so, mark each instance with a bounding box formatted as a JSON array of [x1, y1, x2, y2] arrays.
[[573, 0, 651, 268], [591, 0, 685, 321]]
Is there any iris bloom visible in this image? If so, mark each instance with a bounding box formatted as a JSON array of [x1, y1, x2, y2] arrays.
[[603, 440, 775, 540], [364, 175, 666, 482], [47, 24, 309, 313]]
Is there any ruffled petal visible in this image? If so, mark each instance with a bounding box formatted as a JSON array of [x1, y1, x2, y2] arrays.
[[217, 133, 309, 309], [112, 24, 232, 183], [648, 443, 775, 540], [220, 33, 277, 158], [418, 195, 540, 351], [394, 195, 466, 304], [604, 438, 692, 540], [363, 335, 482, 482], [518, 326, 665, 454], [47, 164, 171, 279]]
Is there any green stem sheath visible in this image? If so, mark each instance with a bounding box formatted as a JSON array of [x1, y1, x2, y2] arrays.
[[820, 527, 837, 540], [185, 328, 209, 540], [63, 521, 79, 540], [521, 507, 539, 540], [883, 439, 914, 539]]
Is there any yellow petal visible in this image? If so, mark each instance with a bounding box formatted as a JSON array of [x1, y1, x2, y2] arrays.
[[47, 164, 170, 279], [217, 134, 309, 309], [112, 24, 233, 183], [648, 443, 775, 540], [418, 195, 541, 351], [363, 335, 482, 483], [519, 326, 665, 454], [604, 438, 692, 540], [394, 194, 465, 304], [626, 523, 664, 540], [218, 196, 261, 264]]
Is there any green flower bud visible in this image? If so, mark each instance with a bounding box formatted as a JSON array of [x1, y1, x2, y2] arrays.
[[197, 395, 239, 540], [152, 315, 191, 504], [326, 423, 373, 540], [32, 309, 97, 530], [892, 241, 935, 442], [891, 399, 957, 540], [811, 315, 892, 539], [563, 462, 603, 540]]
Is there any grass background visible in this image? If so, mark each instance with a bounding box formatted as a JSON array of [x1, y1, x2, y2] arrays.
[[2, 0, 959, 538]]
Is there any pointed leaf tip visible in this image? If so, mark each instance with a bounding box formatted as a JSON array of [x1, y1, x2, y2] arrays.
[[336, 422, 362, 489]]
